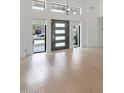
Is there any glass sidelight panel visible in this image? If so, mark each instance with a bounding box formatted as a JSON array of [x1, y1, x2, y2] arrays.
[[55, 36, 65, 40], [55, 42, 65, 47], [32, 19, 46, 53], [73, 25, 80, 48]]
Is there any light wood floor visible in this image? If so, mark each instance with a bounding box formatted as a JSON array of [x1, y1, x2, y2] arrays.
[[20, 48, 103, 93]]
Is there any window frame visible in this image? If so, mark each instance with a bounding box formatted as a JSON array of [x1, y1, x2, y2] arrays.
[[32, 0, 46, 11], [51, 3, 66, 13]]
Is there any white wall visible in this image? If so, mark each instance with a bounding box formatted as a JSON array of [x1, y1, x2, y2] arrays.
[[85, 0, 103, 47], [20, 0, 32, 57], [97, 0, 103, 47], [97, 17, 103, 47], [98, 0, 103, 17], [85, 0, 98, 47]]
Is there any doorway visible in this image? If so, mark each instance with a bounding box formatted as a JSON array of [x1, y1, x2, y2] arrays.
[[51, 19, 69, 51], [73, 24, 80, 48], [32, 19, 46, 53]]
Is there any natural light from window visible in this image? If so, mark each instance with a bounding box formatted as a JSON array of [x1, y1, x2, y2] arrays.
[[32, 0, 45, 11]]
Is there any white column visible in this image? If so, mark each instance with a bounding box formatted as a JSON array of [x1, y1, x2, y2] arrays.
[[46, 0, 52, 52], [46, 19, 51, 52], [69, 20, 73, 49], [20, 0, 32, 57], [80, 20, 86, 47]]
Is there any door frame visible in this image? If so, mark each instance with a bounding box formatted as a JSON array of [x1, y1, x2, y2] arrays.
[[33, 25, 46, 54], [51, 19, 70, 51], [73, 25, 80, 48]]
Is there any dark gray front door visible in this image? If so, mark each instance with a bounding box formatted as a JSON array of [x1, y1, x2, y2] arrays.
[[51, 19, 69, 51]]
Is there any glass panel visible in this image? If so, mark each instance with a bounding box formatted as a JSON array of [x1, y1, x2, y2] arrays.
[[51, 3, 81, 15], [55, 23, 65, 27], [73, 25, 80, 47], [55, 30, 65, 34], [55, 42, 65, 47], [32, 0, 45, 10], [55, 36, 65, 40], [51, 9, 65, 13], [51, 3, 65, 13], [32, 20, 46, 53]]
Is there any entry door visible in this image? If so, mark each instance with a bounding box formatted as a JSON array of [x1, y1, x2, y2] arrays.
[[51, 20, 69, 51]]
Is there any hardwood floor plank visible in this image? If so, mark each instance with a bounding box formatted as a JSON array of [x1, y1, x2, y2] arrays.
[[20, 48, 103, 93]]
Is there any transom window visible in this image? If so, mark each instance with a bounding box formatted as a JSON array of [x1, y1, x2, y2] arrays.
[[32, 1, 81, 15], [51, 3, 65, 13], [32, 0, 46, 11], [51, 3, 81, 15]]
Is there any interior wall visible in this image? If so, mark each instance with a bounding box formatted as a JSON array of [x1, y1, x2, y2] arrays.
[[32, 19, 47, 25], [85, 0, 98, 47], [20, 0, 32, 57], [32, 10, 85, 51], [20, 0, 26, 57], [20, 0, 103, 58], [97, 17, 103, 47], [21, 0, 86, 57], [85, 0, 103, 47], [97, 0, 103, 47], [98, 0, 103, 17]]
